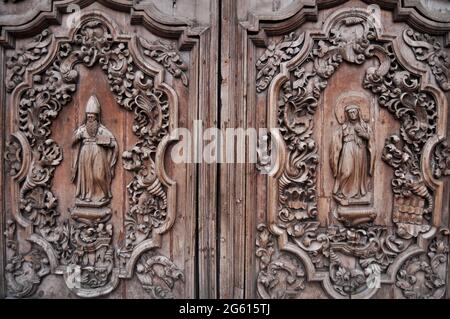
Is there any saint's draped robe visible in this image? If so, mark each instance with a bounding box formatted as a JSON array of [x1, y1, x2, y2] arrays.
[[330, 119, 374, 200], [72, 124, 118, 203]]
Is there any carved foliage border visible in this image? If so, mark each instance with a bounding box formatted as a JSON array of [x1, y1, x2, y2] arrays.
[[3, 15, 186, 298], [255, 8, 449, 299]]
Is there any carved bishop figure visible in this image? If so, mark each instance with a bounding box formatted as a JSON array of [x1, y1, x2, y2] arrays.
[[72, 95, 118, 206]]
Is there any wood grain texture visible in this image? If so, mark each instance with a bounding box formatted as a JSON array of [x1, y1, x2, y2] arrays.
[[229, 0, 450, 299], [0, 0, 449, 299], [0, 0, 212, 299]]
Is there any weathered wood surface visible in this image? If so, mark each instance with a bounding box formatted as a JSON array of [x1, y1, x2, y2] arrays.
[[220, 0, 450, 299], [0, 0, 449, 299], [0, 0, 217, 299]]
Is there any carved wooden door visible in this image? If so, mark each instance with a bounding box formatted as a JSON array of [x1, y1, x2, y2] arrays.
[[1, 0, 450, 300], [0, 0, 219, 299], [219, 0, 450, 299]]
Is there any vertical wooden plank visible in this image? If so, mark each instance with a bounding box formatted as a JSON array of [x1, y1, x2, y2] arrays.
[[233, 21, 247, 299], [0, 44, 5, 299], [446, 90, 450, 300], [220, 0, 248, 299], [219, 0, 234, 299], [244, 34, 258, 299], [188, 38, 200, 299], [198, 0, 220, 299]]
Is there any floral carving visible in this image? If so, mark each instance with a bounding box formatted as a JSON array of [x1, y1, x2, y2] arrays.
[[256, 224, 306, 299], [5, 220, 50, 298], [70, 223, 114, 289], [256, 32, 305, 92], [256, 12, 441, 298], [330, 251, 366, 296], [277, 78, 319, 221], [17, 138, 62, 229], [432, 141, 450, 178], [403, 29, 450, 91], [140, 38, 189, 86], [382, 135, 432, 238], [4, 135, 23, 177], [136, 254, 184, 299], [6, 29, 53, 93], [119, 147, 168, 264], [7, 18, 177, 297], [396, 228, 449, 299]]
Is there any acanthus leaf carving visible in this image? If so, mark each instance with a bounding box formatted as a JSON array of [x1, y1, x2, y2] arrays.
[[136, 254, 184, 299], [6, 17, 179, 297], [256, 224, 306, 299], [432, 140, 450, 178], [403, 29, 450, 91], [256, 32, 305, 92], [6, 29, 53, 93], [5, 220, 50, 298], [396, 228, 449, 299], [256, 8, 441, 298], [5, 135, 23, 177], [140, 38, 189, 86]]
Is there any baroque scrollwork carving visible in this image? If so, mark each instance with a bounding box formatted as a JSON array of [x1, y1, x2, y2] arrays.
[[396, 228, 449, 299], [70, 222, 114, 289], [256, 8, 443, 298], [140, 38, 189, 86], [118, 91, 170, 263], [5, 135, 23, 177], [277, 78, 319, 222], [403, 29, 450, 91], [136, 253, 184, 299], [256, 224, 306, 299], [382, 135, 433, 238], [6, 16, 180, 297], [5, 220, 50, 298], [256, 33, 305, 92], [6, 29, 53, 93], [432, 141, 450, 178]]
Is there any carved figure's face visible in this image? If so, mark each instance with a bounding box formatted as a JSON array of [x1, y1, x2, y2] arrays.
[[87, 113, 97, 123], [346, 108, 359, 121]]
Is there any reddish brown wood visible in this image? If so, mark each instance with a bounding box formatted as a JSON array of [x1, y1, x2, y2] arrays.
[[0, 0, 449, 299]]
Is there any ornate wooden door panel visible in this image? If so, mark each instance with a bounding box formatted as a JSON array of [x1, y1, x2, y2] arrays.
[[1, 0, 450, 300], [220, 0, 450, 299], [0, 0, 219, 299]]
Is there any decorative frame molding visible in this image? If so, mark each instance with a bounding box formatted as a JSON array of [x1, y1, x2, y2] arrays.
[[223, 0, 450, 299], [0, 0, 214, 298]]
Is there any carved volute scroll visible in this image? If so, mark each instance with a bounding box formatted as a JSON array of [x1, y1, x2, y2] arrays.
[[2, 0, 450, 301], [0, 1, 202, 298], [249, 2, 450, 299]]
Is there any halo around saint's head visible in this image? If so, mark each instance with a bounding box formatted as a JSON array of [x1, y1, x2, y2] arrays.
[[334, 91, 371, 124]]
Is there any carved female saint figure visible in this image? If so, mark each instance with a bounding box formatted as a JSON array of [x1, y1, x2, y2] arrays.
[[71, 95, 118, 206], [330, 104, 374, 204]]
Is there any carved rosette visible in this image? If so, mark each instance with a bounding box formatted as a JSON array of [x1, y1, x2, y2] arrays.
[[5, 16, 184, 298], [256, 8, 447, 299]]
